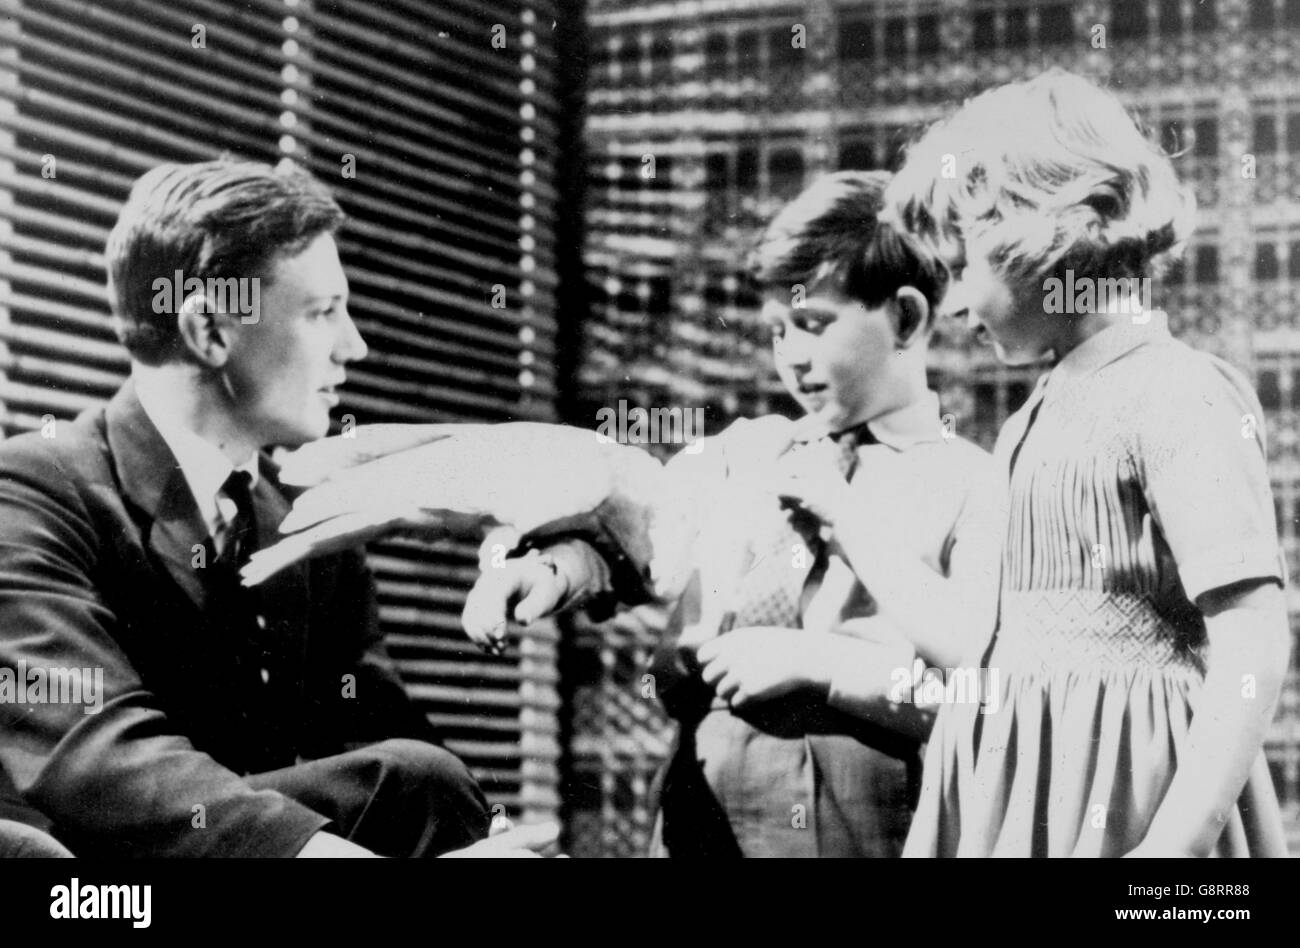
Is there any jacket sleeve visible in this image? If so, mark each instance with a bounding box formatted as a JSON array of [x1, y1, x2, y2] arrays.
[[0, 440, 331, 857], [517, 417, 775, 612]]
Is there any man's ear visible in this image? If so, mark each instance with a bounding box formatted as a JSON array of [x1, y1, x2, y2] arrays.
[[892, 286, 932, 350], [175, 291, 235, 368]]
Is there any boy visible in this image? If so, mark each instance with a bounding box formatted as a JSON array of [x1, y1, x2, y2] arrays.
[[473, 170, 1006, 856]]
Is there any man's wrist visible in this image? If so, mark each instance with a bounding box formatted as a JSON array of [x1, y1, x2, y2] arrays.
[[541, 539, 612, 613]]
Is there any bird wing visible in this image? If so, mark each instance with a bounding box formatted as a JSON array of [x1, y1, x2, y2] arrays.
[[244, 422, 664, 585]]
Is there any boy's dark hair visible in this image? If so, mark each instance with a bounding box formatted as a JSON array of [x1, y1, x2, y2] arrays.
[[106, 158, 345, 365], [748, 170, 949, 313]]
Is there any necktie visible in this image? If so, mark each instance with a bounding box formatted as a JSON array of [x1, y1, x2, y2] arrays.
[[218, 470, 258, 567], [216, 469, 277, 686], [726, 424, 872, 629]]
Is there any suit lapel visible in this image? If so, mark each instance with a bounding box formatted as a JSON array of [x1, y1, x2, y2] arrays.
[[104, 381, 213, 612]]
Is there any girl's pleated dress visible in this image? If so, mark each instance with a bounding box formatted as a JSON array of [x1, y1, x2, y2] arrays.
[[905, 315, 1289, 857]]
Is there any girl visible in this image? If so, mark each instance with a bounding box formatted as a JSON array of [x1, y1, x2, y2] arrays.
[[786, 69, 1291, 857]]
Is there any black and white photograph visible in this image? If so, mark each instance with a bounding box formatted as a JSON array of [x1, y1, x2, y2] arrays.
[[0, 0, 1295, 924]]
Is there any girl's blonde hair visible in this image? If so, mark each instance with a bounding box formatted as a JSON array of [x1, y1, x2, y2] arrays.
[[885, 68, 1196, 286]]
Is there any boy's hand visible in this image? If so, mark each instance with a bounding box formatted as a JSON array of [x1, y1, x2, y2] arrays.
[[697, 626, 830, 707]]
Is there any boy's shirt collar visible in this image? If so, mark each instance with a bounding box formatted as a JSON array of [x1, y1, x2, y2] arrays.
[[863, 390, 944, 451], [793, 390, 944, 452]]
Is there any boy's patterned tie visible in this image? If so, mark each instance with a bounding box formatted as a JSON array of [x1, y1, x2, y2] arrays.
[[727, 425, 871, 629]]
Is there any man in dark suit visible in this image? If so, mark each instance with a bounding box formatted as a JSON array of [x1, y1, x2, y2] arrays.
[[0, 159, 554, 857]]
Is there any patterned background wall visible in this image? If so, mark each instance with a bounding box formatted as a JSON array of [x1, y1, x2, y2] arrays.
[[562, 0, 1300, 857]]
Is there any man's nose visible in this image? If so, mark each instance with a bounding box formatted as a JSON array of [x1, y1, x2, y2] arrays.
[[335, 309, 368, 363]]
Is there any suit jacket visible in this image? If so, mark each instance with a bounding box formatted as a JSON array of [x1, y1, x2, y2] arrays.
[[0, 382, 441, 856]]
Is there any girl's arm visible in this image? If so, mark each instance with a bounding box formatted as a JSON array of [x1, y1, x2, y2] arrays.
[[1127, 362, 1292, 855], [694, 622, 938, 741], [829, 513, 998, 668], [779, 457, 1002, 669], [1130, 578, 1290, 857]]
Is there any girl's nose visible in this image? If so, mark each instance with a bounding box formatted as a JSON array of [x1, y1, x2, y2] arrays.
[[941, 282, 971, 322]]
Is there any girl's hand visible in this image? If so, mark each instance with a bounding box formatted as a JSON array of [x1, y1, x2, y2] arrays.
[[775, 443, 855, 528]]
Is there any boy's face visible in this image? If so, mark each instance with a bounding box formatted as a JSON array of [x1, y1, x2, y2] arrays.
[[939, 244, 1055, 365], [222, 232, 367, 448], [761, 282, 898, 432]]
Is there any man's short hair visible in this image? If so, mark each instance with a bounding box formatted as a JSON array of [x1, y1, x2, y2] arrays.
[[106, 158, 345, 364], [748, 170, 949, 313]]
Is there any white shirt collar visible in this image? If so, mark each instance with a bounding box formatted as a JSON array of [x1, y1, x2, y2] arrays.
[[790, 390, 945, 452], [134, 378, 260, 538]]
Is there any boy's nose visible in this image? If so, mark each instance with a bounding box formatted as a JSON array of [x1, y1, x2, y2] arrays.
[[778, 330, 812, 364], [779, 351, 811, 376]]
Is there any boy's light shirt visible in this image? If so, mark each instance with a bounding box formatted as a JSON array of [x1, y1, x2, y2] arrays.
[[641, 391, 1006, 715]]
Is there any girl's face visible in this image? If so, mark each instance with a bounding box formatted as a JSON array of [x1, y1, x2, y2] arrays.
[[940, 246, 1057, 366]]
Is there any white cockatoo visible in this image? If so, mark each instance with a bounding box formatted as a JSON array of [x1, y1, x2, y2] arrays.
[[240, 422, 666, 587]]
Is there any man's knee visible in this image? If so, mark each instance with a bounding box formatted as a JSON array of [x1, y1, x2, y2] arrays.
[[367, 740, 484, 810], [367, 739, 471, 786], [363, 739, 489, 852], [0, 819, 74, 858]]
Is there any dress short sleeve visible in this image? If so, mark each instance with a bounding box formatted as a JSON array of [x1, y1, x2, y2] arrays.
[[1134, 350, 1286, 603]]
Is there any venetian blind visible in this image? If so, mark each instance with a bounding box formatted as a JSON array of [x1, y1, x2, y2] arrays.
[[0, 0, 561, 822]]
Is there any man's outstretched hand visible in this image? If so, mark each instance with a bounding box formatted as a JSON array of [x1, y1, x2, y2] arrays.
[[296, 819, 564, 858], [462, 536, 611, 654], [462, 548, 570, 655], [442, 818, 564, 858]]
